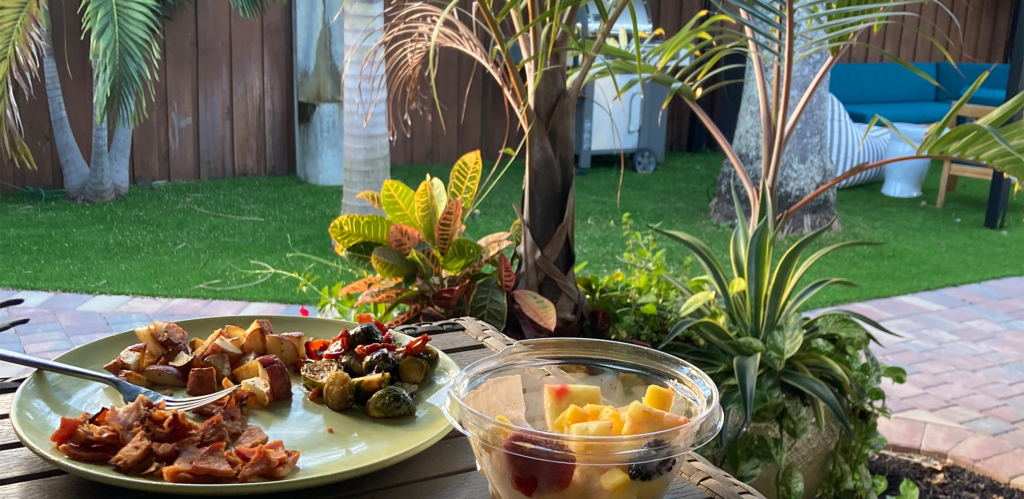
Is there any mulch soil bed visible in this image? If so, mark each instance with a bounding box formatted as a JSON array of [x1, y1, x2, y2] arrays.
[[869, 451, 1024, 499]]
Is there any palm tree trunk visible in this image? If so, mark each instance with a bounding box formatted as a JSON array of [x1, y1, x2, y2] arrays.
[[41, 17, 89, 200], [710, 25, 834, 234], [340, 0, 390, 215], [513, 57, 588, 337], [83, 75, 114, 203], [109, 123, 132, 197]]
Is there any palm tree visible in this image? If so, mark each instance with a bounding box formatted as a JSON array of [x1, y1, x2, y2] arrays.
[[341, 0, 390, 216], [0, 0, 277, 204], [379, 0, 1021, 335]]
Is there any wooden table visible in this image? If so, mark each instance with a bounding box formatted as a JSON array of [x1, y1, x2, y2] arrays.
[[0, 318, 763, 499]]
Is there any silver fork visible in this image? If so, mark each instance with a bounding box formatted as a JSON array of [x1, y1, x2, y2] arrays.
[[0, 348, 238, 411]]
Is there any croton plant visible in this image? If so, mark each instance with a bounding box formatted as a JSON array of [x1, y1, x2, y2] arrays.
[[329, 151, 557, 335]]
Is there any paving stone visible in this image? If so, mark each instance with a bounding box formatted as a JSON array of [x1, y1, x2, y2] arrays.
[[910, 290, 969, 309], [1002, 429, 1024, 447], [238, 302, 288, 316], [948, 435, 1015, 468], [983, 405, 1024, 425], [883, 379, 924, 398], [37, 293, 94, 310], [879, 318, 928, 334], [925, 383, 975, 401], [895, 295, 946, 312], [843, 302, 892, 321], [936, 371, 992, 388], [964, 282, 1014, 300], [900, 340, 940, 353], [9, 290, 55, 308], [878, 417, 926, 452], [17, 331, 71, 345], [912, 329, 963, 344], [975, 449, 1024, 483], [77, 295, 132, 313], [1011, 475, 1024, 491], [1005, 321, 1024, 332], [966, 306, 1018, 324], [1006, 395, 1024, 409], [892, 409, 964, 427], [977, 383, 1024, 400], [919, 424, 975, 457], [904, 394, 954, 411], [23, 339, 75, 356], [865, 298, 928, 318], [963, 417, 1017, 435], [939, 287, 996, 306], [6, 307, 57, 323], [934, 307, 988, 323], [955, 328, 1004, 342], [281, 305, 307, 317], [884, 351, 931, 366], [35, 350, 69, 360], [54, 309, 109, 328], [0, 289, 16, 300], [13, 322, 65, 337], [960, 394, 1005, 411], [0, 332, 25, 353], [104, 313, 155, 330], [986, 351, 1024, 366], [114, 297, 170, 314], [0, 362, 32, 378], [912, 360, 950, 374], [912, 314, 964, 332], [934, 406, 986, 424], [197, 300, 249, 317], [157, 298, 209, 316], [886, 397, 914, 414], [962, 318, 1009, 333]]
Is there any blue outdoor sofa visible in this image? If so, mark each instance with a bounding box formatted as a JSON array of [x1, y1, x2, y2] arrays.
[[830, 62, 1010, 124]]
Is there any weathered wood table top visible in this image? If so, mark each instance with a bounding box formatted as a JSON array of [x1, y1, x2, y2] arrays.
[[0, 318, 763, 499]]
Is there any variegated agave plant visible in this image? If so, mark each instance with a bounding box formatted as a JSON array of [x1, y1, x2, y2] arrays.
[[329, 151, 557, 334]]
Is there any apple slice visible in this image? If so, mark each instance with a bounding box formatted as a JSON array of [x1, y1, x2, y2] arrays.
[[280, 332, 307, 360], [241, 377, 272, 407], [256, 355, 292, 402], [241, 328, 267, 356], [144, 365, 187, 387], [186, 367, 217, 396], [135, 324, 165, 359], [118, 370, 150, 388], [232, 358, 267, 382], [224, 325, 248, 340]]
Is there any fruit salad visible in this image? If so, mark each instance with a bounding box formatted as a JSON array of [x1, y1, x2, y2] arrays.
[[479, 383, 690, 499]]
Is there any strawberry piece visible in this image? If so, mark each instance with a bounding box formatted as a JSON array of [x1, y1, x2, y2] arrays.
[[503, 434, 575, 497]]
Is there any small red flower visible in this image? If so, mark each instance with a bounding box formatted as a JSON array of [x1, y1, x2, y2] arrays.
[[299, 306, 310, 317]]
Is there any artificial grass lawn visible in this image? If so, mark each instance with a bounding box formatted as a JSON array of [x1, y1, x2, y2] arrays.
[[1, 151, 1021, 309]]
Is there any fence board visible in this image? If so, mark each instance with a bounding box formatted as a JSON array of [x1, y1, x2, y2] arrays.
[[132, 34, 169, 185], [165, 2, 200, 182], [198, 1, 234, 179], [263, 1, 294, 177], [232, 11, 267, 177]]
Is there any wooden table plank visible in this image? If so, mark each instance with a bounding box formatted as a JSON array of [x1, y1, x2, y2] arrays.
[[0, 419, 18, 450], [0, 446, 62, 485]]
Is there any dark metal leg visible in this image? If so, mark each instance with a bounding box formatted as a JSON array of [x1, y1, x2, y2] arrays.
[[984, 171, 1011, 230]]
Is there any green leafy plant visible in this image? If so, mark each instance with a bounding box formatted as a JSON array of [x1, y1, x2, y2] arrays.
[[328, 150, 555, 332], [877, 478, 919, 499], [656, 196, 906, 499], [577, 213, 692, 344]]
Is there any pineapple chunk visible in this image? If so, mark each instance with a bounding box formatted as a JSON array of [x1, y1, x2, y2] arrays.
[[599, 406, 626, 435], [642, 385, 675, 412], [552, 404, 591, 434], [600, 467, 632, 493], [495, 415, 512, 425], [568, 420, 615, 455], [622, 401, 690, 435], [543, 384, 602, 432], [583, 404, 612, 417]]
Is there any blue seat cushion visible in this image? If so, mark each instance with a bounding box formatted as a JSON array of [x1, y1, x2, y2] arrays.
[[844, 102, 953, 124], [958, 87, 1006, 107], [831, 63, 937, 104], [936, 63, 1010, 102]]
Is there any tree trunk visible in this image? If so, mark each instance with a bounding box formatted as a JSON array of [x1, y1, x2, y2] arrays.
[[42, 18, 88, 200], [83, 75, 114, 204], [709, 35, 836, 234], [513, 55, 588, 337], [340, 0, 390, 215], [109, 124, 132, 197]]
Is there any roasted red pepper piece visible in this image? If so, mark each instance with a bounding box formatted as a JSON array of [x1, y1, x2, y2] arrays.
[[402, 334, 431, 357], [382, 331, 393, 345], [374, 319, 388, 334], [354, 342, 396, 357], [356, 313, 374, 325], [304, 339, 331, 361], [322, 340, 346, 360]]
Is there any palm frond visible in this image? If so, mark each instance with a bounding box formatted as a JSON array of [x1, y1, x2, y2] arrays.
[[229, 0, 279, 20], [81, 0, 164, 127], [0, 0, 45, 169]]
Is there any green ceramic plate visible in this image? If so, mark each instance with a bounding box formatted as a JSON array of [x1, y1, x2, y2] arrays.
[[11, 316, 459, 495]]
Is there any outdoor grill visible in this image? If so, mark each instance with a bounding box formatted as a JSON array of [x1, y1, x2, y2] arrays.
[[574, 0, 669, 174]]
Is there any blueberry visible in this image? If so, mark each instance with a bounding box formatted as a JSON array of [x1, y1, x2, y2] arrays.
[[628, 439, 676, 481]]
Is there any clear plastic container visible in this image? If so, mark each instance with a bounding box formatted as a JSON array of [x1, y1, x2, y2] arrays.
[[442, 338, 722, 499]]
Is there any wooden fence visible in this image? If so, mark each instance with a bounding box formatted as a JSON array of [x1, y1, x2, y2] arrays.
[[0, 0, 1013, 191]]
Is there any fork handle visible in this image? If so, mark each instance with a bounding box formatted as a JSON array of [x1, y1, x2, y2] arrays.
[[0, 348, 121, 388]]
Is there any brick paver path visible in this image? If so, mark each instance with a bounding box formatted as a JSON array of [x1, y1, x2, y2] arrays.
[[842, 276, 1024, 488], [2, 277, 1023, 487]]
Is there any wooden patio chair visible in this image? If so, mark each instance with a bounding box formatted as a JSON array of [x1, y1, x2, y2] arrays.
[[936, 103, 999, 208]]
